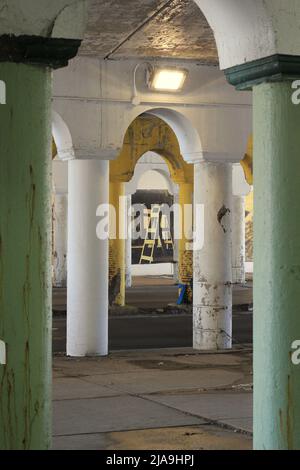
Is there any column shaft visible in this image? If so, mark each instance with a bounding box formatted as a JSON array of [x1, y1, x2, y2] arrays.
[[193, 162, 232, 350], [178, 182, 194, 302], [109, 181, 126, 306], [232, 195, 246, 284], [0, 63, 52, 449], [125, 195, 132, 288], [53, 192, 68, 287], [67, 160, 109, 356], [253, 81, 300, 449]]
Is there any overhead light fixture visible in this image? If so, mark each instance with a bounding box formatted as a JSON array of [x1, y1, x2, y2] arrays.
[[147, 67, 188, 92], [131, 64, 188, 106]]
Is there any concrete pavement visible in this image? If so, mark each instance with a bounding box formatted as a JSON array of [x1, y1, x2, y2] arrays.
[[53, 348, 253, 450]]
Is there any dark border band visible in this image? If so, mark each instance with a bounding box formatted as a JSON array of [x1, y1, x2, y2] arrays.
[[225, 54, 300, 90], [0, 34, 82, 69]]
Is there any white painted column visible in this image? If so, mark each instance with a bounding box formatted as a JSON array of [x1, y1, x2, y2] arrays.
[[173, 191, 180, 283], [232, 163, 251, 284], [232, 195, 246, 284], [125, 194, 132, 288], [193, 161, 232, 350], [67, 159, 109, 356], [53, 191, 68, 287]]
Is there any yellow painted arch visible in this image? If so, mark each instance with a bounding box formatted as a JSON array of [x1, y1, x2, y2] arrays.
[[52, 138, 57, 160], [241, 135, 253, 185], [110, 114, 193, 184]]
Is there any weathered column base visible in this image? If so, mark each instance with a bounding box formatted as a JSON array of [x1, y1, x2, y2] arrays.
[[193, 282, 232, 350]]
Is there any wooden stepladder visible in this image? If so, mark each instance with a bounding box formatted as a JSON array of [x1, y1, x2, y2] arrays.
[[139, 204, 174, 264]]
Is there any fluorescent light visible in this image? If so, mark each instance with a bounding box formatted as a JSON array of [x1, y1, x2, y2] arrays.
[[148, 68, 188, 92]]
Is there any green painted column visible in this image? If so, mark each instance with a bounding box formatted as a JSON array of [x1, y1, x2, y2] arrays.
[[253, 81, 300, 449], [0, 63, 52, 449]]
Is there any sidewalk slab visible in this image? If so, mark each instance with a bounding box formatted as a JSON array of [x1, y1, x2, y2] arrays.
[[53, 377, 121, 401], [80, 369, 243, 394], [144, 392, 253, 433], [53, 395, 206, 436]]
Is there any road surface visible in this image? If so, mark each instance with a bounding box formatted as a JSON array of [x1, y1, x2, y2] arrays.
[[53, 311, 252, 353]]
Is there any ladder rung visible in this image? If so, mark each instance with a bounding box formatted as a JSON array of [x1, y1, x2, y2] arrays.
[[140, 256, 153, 262]]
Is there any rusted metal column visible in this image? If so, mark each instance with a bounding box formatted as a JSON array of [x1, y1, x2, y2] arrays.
[[193, 161, 233, 350], [0, 63, 52, 449]]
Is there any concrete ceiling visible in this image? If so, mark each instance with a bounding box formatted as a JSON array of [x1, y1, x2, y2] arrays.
[[79, 0, 218, 65]]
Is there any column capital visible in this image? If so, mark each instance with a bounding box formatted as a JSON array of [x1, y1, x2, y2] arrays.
[[225, 54, 300, 91], [74, 147, 120, 161], [0, 34, 81, 69], [193, 153, 240, 165]]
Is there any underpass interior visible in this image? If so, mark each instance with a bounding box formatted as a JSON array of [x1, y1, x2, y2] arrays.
[[49, 7, 255, 444], [9, 0, 299, 452], [52, 147, 253, 354], [52, 139, 253, 449]]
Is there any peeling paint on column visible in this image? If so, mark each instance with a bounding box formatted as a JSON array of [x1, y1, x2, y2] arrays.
[[193, 162, 232, 351], [217, 205, 231, 234]]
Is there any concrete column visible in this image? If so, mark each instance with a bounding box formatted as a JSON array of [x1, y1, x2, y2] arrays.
[[0, 63, 52, 449], [67, 160, 109, 357], [253, 81, 300, 450], [232, 195, 246, 284], [178, 182, 194, 302], [109, 181, 126, 306], [172, 191, 180, 283], [125, 195, 132, 288], [193, 161, 232, 350], [53, 192, 68, 287]]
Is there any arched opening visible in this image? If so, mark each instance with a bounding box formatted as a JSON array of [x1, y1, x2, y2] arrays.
[[109, 112, 194, 309]]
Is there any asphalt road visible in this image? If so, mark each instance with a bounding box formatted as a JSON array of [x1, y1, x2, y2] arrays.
[[53, 280, 253, 353], [53, 311, 252, 353]]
